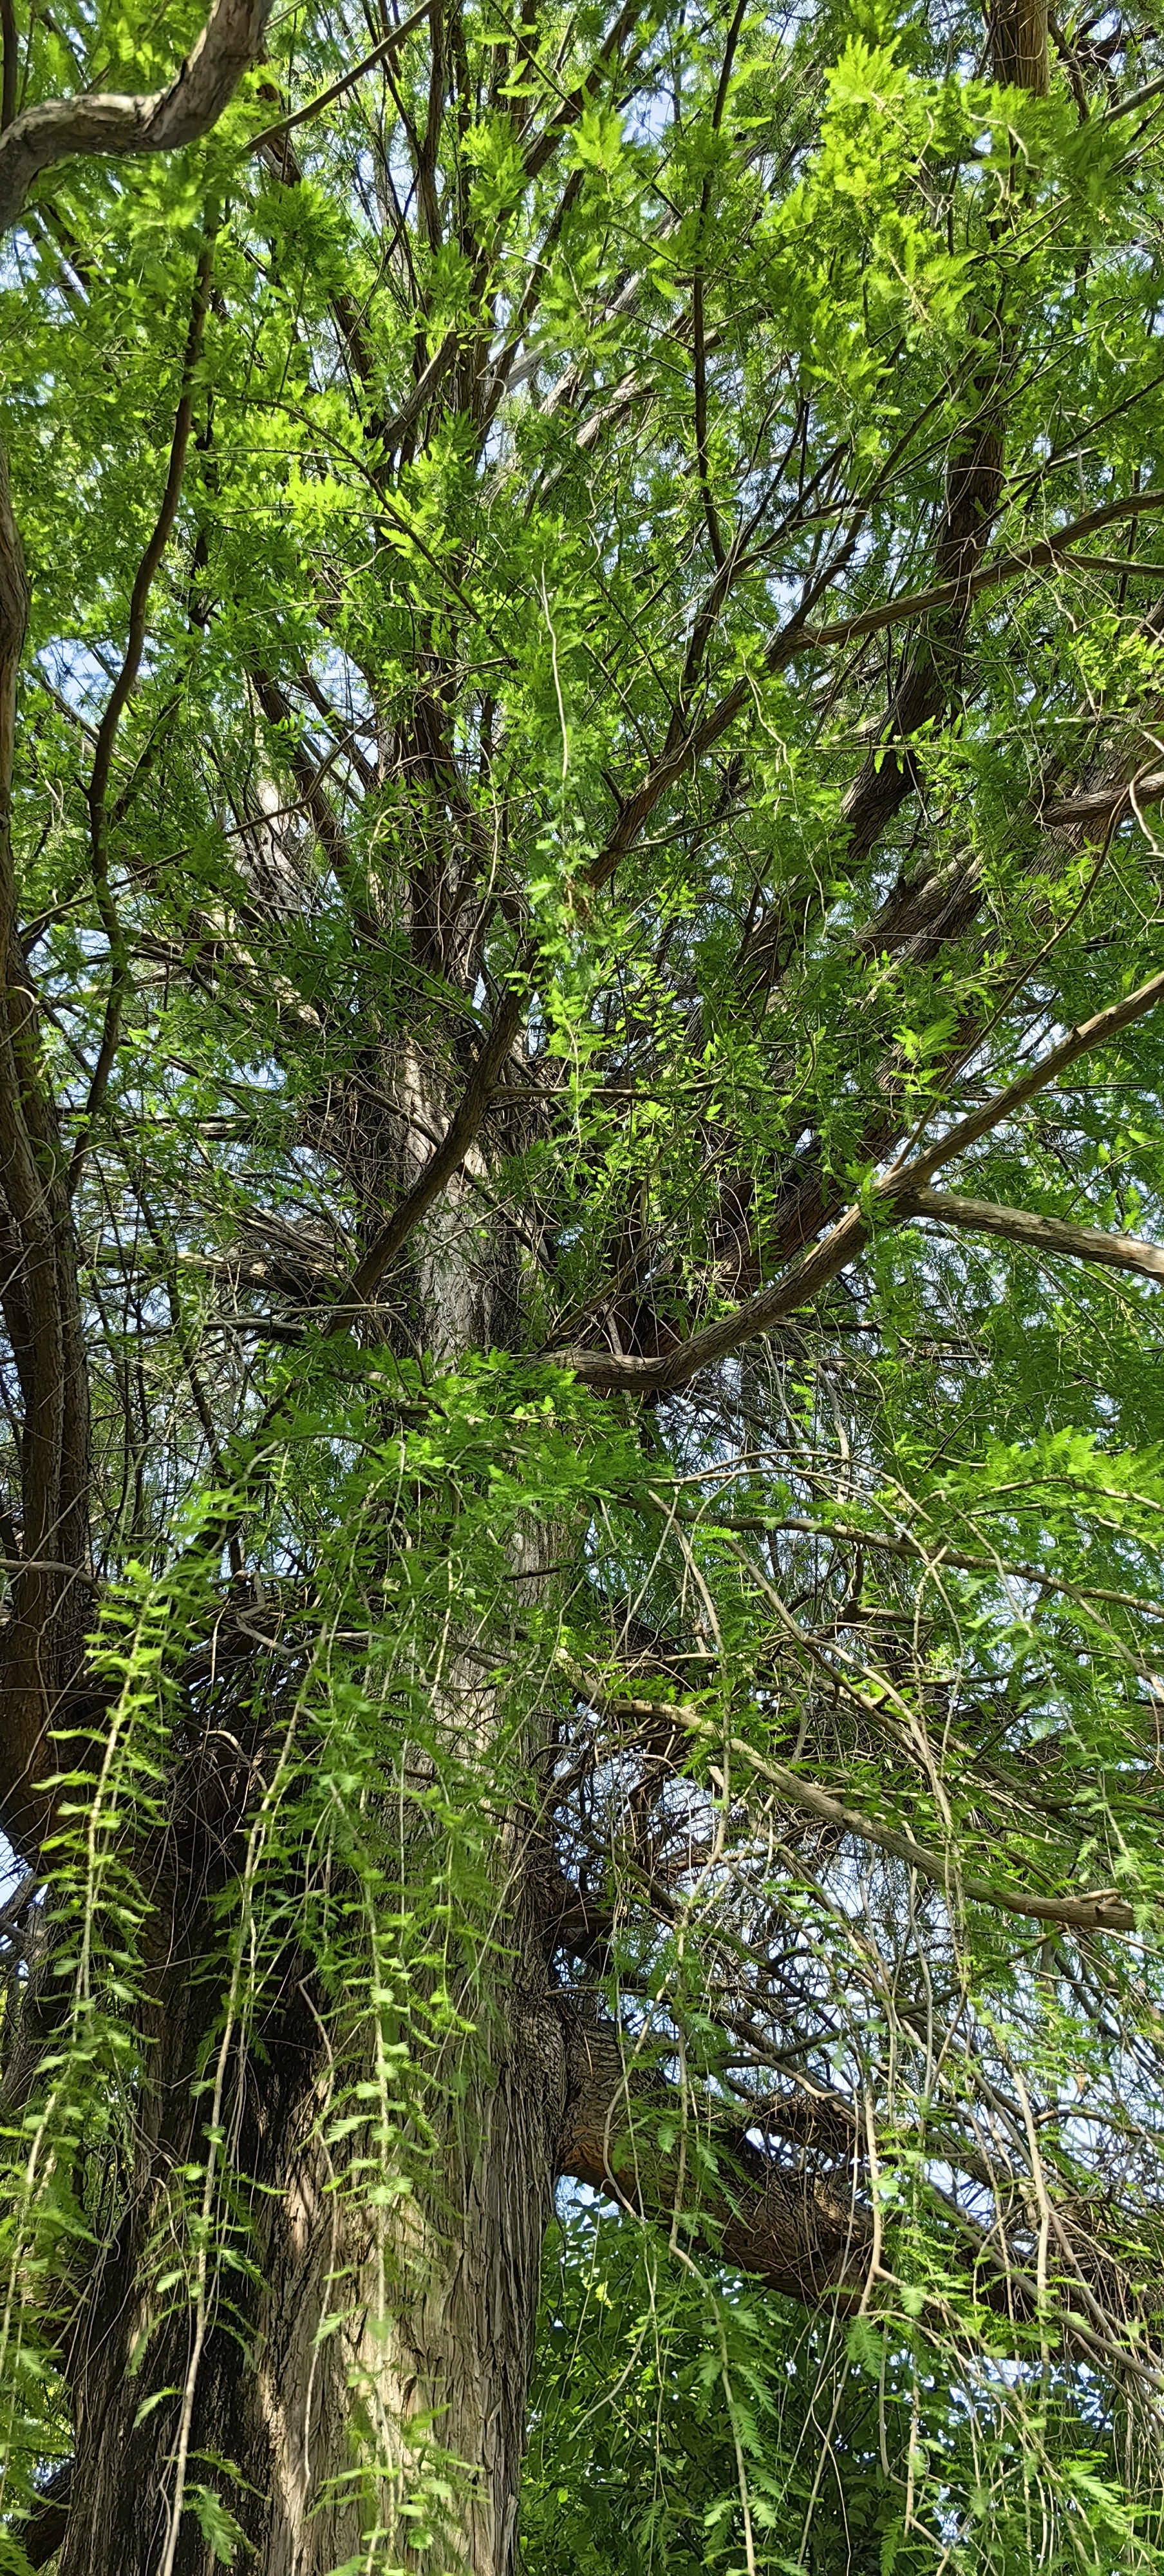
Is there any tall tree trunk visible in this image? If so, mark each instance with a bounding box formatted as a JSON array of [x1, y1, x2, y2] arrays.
[[51, 1090, 559, 2576], [0, 448, 93, 1859], [57, 1897, 567, 2576]]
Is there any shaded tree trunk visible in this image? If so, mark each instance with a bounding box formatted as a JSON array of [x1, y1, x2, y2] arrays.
[[57, 1900, 568, 2576], [47, 1072, 561, 2576]]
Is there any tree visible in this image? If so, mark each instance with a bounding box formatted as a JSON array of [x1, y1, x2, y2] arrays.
[[2, 0, 1164, 2562]]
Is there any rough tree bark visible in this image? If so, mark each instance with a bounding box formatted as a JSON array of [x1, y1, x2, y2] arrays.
[[40, 1070, 571, 2575], [53, 1887, 571, 2576]]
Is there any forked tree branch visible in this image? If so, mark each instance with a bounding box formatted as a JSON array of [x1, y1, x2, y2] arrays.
[[0, 0, 272, 240], [554, 2022, 1135, 2352], [244, 0, 431, 153], [552, 964, 1164, 1392]]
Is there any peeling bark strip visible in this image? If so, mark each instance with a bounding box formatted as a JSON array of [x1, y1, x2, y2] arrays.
[[0, 0, 272, 239]]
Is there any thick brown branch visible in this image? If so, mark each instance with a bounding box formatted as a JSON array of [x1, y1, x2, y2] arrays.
[[0, 450, 91, 1857], [792, 489, 1164, 665], [991, 0, 1048, 90], [1041, 768, 1164, 828], [558, 2016, 871, 2304], [551, 964, 1164, 1391], [0, 0, 272, 240], [834, 397, 1005, 879], [890, 963, 1164, 1190], [902, 1185, 1164, 1285]]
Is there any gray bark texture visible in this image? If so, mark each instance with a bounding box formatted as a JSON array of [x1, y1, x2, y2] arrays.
[[45, 1111, 564, 2576], [55, 1908, 568, 2576]]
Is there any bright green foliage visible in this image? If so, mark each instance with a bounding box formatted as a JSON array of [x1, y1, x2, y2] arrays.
[[3, 0, 1164, 2565], [527, 2195, 1164, 2575]]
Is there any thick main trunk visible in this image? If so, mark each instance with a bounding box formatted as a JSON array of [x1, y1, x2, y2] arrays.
[[0, 446, 93, 1862], [57, 1902, 566, 2576], [51, 1118, 559, 2576]]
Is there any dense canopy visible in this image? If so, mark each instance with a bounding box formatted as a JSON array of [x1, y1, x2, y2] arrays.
[[3, 0, 1164, 2566]]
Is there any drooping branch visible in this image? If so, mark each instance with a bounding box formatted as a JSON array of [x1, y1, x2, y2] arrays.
[[0, 0, 272, 241], [561, 1665, 1138, 1933]]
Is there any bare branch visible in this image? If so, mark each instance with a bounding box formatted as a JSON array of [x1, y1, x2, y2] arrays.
[[902, 1185, 1164, 1285], [70, 236, 214, 1198]]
